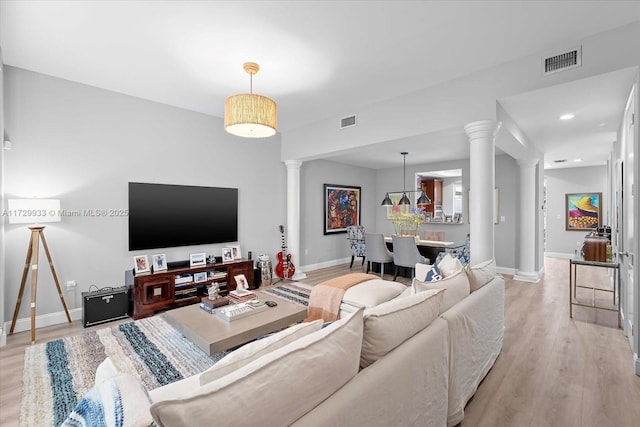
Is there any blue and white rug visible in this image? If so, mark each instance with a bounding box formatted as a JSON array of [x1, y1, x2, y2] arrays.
[[21, 316, 227, 427], [262, 281, 312, 307]]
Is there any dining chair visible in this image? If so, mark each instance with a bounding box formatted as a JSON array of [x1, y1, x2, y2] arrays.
[[346, 225, 366, 268], [364, 233, 394, 278], [391, 235, 429, 280]]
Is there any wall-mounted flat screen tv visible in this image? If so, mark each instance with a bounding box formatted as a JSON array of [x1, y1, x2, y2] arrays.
[[128, 182, 238, 251]]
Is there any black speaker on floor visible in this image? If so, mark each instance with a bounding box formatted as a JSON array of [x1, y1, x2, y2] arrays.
[[82, 286, 131, 327]]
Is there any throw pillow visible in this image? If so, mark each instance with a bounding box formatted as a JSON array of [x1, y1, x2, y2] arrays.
[[360, 289, 444, 368], [199, 319, 323, 386], [151, 309, 364, 427], [413, 268, 470, 313], [437, 253, 463, 277], [341, 279, 406, 308], [466, 258, 496, 292], [424, 263, 443, 282], [94, 357, 119, 387], [61, 374, 153, 427]]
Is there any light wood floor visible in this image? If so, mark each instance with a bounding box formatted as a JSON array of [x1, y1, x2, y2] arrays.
[[1, 257, 639, 426]]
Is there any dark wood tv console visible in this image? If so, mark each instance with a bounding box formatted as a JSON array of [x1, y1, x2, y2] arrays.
[[129, 259, 254, 319]]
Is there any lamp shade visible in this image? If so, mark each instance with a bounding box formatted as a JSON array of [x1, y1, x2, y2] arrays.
[[7, 199, 61, 224], [224, 93, 277, 138]]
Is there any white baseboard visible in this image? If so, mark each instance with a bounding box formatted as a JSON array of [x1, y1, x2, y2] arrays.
[[300, 257, 352, 272], [495, 266, 516, 276], [544, 252, 573, 259], [3, 308, 82, 334]]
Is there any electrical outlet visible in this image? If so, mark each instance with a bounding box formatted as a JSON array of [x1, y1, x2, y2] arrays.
[[66, 280, 76, 290], [304, 249, 309, 255]]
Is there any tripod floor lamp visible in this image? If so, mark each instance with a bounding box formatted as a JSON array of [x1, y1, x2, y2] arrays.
[[8, 198, 71, 344]]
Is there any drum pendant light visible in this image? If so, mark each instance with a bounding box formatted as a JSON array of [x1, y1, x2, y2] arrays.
[[224, 62, 277, 138]]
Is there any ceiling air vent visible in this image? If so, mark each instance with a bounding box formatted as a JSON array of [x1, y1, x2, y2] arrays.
[[543, 46, 581, 75], [340, 114, 357, 129]]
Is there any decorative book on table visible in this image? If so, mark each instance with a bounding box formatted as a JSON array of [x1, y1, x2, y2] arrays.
[[229, 288, 255, 302]]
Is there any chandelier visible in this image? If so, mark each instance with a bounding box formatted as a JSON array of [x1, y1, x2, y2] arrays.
[[381, 152, 432, 206]]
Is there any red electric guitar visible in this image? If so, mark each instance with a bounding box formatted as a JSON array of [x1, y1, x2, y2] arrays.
[[275, 225, 296, 279]]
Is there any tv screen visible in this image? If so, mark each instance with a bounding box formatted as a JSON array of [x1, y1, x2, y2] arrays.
[[128, 182, 238, 251]]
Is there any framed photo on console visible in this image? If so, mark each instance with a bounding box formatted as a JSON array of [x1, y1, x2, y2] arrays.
[[230, 245, 242, 260], [152, 254, 167, 271], [133, 255, 150, 274], [190, 252, 206, 267], [193, 272, 208, 283], [221, 247, 234, 262]]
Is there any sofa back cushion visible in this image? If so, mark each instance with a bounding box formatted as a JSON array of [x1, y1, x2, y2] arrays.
[[466, 258, 496, 292], [341, 279, 406, 308], [360, 290, 444, 368], [199, 319, 323, 386], [412, 268, 470, 313], [150, 309, 364, 427]]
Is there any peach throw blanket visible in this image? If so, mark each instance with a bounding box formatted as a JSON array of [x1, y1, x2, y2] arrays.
[[305, 273, 378, 322]]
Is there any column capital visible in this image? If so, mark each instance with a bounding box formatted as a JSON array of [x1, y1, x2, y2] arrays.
[[464, 120, 502, 141], [284, 159, 303, 169], [516, 158, 539, 168]]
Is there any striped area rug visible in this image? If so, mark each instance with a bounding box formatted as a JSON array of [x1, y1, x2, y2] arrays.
[[20, 316, 227, 427], [262, 281, 313, 307]]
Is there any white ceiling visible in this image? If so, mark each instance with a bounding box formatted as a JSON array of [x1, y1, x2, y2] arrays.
[[2, 1, 639, 169]]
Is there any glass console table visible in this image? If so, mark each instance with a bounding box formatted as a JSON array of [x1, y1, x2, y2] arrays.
[[569, 253, 620, 327]]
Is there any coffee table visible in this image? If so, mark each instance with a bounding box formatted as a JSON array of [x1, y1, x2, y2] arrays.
[[163, 291, 308, 355]]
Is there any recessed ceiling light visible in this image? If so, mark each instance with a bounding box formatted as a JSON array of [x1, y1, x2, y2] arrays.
[[574, 158, 583, 162], [560, 114, 575, 120]]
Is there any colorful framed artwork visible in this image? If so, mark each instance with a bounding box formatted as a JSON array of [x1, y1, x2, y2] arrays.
[[565, 192, 602, 231], [385, 192, 411, 219], [324, 184, 361, 235]]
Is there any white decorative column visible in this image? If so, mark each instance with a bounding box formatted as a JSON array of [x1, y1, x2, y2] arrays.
[[465, 120, 501, 265], [514, 158, 540, 282], [285, 160, 306, 280]]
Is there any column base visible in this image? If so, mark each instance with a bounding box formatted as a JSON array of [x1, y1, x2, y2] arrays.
[[291, 271, 307, 281], [514, 271, 541, 283], [0, 328, 6, 348]]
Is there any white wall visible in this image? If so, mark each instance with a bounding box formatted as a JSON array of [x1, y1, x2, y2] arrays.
[[0, 47, 6, 343], [3, 67, 286, 324], [544, 165, 608, 255], [496, 155, 519, 271]]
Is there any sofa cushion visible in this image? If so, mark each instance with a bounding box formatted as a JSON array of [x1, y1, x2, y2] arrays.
[[199, 319, 323, 386], [341, 279, 406, 308], [437, 253, 463, 277], [466, 258, 496, 292], [150, 309, 364, 427], [61, 374, 152, 427], [413, 268, 470, 313], [360, 289, 444, 368]]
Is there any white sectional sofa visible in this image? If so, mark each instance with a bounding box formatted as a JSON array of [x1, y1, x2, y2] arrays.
[[82, 255, 504, 427]]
